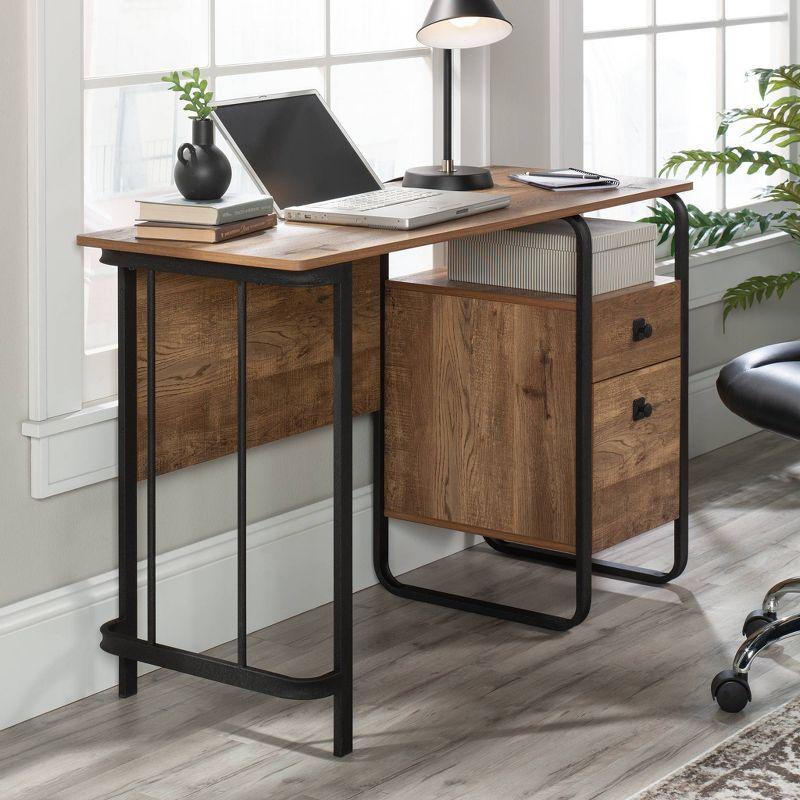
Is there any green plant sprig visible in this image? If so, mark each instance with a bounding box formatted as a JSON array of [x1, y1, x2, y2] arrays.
[[660, 146, 800, 178], [641, 202, 792, 252], [645, 62, 800, 323], [722, 273, 800, 325], [161, 67, 214, 120]]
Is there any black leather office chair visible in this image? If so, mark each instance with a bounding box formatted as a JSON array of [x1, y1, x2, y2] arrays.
[[711, 341, 800, 713]]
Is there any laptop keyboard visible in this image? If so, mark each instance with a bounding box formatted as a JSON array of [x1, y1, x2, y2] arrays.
[[330, 188, 440, 212]]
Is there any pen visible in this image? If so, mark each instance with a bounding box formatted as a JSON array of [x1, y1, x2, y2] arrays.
[[523, 170, 603, 180]]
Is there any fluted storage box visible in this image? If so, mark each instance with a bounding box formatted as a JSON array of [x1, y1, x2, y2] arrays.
[[448, 218, 657, 295]]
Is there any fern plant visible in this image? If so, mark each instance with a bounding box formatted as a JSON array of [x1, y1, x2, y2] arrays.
[[642, 64, 800, 323]]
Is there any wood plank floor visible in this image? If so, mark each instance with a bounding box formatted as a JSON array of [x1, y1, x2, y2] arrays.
[[3, 431, 800, 800]]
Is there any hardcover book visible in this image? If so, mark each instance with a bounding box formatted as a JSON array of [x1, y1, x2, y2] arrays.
[[136, 193, 274, 225], [135, 213, 278, 243]]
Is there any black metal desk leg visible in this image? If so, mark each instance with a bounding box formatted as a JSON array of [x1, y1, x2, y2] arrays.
[[570, 215, 594, 623], [118, 266, 138, 696], [373, 218, 594, 631], [667, 193, 691, 579], [98, 254, 357, 756], [332, 265, 354, 757], [485, 194, 691, 585], [147, 271, 157, 645], [237, 282, 248, 668]]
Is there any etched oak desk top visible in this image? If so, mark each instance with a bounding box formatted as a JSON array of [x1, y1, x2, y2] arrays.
[[77, 168, 692, 270]]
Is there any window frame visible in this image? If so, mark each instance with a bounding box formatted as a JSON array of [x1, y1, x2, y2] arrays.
[[23, 0, 489, 498], [579, 0, 798, 213], [82, 0, 439, 402]]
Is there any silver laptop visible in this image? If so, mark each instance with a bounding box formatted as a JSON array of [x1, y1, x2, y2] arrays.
[[213, 90, 510, 230]]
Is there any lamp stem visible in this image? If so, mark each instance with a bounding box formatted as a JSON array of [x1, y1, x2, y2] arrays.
[[442, 48, 454, 175]]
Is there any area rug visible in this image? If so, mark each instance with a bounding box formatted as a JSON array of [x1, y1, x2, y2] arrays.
[[634, 697, 800, 799]]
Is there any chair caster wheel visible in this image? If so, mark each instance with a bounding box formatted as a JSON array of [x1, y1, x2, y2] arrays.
[[711, 669, 751, 713], [742, 610, 777, 638]]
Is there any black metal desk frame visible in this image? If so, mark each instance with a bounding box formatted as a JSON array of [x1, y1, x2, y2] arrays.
[[373, 194, 690, 632], [97, 192, 688, 759], [98, 251, 355, 758]]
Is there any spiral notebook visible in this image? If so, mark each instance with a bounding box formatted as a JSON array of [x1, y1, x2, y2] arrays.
[[509, 168, 620, 192]]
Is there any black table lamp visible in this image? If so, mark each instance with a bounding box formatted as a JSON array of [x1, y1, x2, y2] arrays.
[[404, 0, 512, 191]]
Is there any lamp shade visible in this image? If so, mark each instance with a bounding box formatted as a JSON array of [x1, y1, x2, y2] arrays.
[[417, 0, 512, 49]]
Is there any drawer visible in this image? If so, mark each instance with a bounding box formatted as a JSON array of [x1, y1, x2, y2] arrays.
[[593, 279, 681, 382], [592, 357, 681, 551]]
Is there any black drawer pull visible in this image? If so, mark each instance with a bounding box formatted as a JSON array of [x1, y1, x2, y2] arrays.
[[632, 397, 653, 421], [632, 318, 653, 341]]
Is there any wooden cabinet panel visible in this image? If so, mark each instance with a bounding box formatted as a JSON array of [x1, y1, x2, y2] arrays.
[[385, 284, 576, 550], [135, 258, 380, 479], [384, 279, 681, 554]]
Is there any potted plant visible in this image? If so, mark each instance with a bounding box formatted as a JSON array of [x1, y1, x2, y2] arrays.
[[162, 67, 232, 201], [643, 65, 800, 324]]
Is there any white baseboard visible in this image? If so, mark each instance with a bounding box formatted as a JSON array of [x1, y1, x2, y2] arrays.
[[0, 486, 476, 732], [688, 366, 759, 458]]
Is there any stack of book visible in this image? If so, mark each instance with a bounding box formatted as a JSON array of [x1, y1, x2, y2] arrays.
[[135, 193, 277, 243]]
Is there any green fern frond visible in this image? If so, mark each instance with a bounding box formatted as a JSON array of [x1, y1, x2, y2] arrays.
[[775, 215, 800, 240], [723, 272, 800, 324], [660, 147, 799, 178], [650, 63, 800, 326], [642, 202, 793, 254], [749, 65, 800, 99], [718, 104, 800, 147], [761, 180, 800, 206]]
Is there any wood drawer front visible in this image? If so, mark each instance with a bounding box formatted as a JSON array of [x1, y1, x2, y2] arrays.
[[593, 280, 681, 382], [592, 357, 681, 551]]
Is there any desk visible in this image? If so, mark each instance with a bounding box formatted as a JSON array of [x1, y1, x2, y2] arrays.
[[77, 167, 691, 757]]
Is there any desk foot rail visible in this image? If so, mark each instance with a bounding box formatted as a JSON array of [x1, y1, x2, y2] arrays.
[[100, 620, 339, 700], [482, 525, 688, 585]]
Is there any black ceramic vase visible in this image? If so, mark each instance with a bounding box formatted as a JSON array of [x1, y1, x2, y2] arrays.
[[174, 118, 232, 201]]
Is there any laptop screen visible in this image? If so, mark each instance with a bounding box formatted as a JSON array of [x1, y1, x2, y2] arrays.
[[214, 93, 382, 209]]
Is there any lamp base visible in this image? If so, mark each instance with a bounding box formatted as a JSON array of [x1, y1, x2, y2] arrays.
[[403, 165, 494, 191]]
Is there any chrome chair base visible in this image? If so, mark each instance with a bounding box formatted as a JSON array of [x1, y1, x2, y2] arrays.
[[762, 577, 800, 616], [712, 578, 800, 713]]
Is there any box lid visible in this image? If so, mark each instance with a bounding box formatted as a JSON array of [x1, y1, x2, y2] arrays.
[[466, 218, 657, 253]]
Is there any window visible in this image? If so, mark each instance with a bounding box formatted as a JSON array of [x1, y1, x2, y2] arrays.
[[27, 1, 490, 498], [82, 0, 434, 401], [582, 0, 792, 219]]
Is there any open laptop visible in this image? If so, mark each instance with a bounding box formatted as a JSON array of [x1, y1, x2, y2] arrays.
[[213, 90, 510, 230]]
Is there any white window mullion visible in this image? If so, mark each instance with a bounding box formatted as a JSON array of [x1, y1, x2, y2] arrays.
[[28, 0, 85, 421], [650, 0, 658, 180], [209, 0, 217, 85], [718, 2, 728, 211], [324, 0, 332, 101]]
